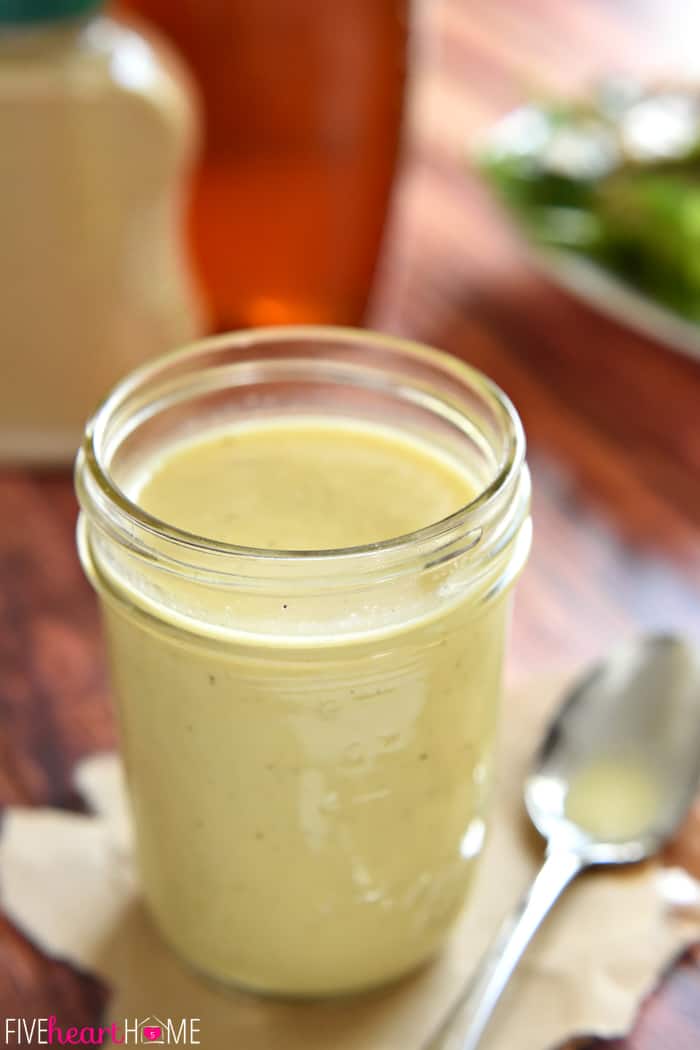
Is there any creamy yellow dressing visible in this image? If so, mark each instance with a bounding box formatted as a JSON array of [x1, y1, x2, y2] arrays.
[[137, 418, 476, 549], [565, 759, 660, 841], [100, 416, 512, 994]]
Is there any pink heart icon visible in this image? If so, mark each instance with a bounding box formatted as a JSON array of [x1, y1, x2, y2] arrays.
[[143, 1028, 162, 1042]]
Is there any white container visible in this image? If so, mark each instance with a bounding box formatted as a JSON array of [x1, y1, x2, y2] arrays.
[[0, 0, 202, 463]]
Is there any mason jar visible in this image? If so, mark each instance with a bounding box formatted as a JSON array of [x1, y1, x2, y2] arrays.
[[75, 327, 531, 997]]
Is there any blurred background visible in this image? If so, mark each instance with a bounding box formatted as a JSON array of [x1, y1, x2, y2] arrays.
[[1, 0, 700, 1029]]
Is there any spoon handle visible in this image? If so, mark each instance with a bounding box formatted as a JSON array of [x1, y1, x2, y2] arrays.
[[424, 847, 585, 1050]]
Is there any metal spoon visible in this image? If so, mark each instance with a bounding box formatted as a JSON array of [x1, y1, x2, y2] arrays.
[[425, 634, 700, 1050]]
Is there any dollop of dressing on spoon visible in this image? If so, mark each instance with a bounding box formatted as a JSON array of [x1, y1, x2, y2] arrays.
[[565, 758, 661, 841]]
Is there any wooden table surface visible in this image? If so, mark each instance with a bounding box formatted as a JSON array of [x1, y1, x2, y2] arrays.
[[2, 0, 700, 1045]]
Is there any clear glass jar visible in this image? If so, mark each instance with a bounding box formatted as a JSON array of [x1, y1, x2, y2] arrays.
[[75, 327, 531, 997]]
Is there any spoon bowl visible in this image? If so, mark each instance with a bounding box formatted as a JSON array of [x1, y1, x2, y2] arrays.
[[526, 634, 700, 866]]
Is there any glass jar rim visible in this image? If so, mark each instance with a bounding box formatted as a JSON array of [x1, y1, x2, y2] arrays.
[[77, 325, 527, 568]]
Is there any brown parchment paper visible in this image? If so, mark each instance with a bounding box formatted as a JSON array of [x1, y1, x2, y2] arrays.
[[1, 676, 698, 1050]]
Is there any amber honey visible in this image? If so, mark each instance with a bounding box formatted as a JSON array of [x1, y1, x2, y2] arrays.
[[118, 0, 408, 330]]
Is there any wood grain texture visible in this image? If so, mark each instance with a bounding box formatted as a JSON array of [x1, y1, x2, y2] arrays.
[[1, 0, 700, 1043]]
